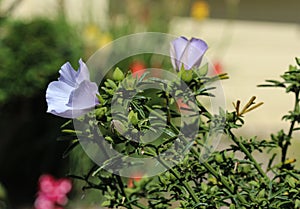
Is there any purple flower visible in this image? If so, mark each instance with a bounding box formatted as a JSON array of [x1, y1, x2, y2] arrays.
[[170, 36, 208, 70], [46, 59, 99, 119]]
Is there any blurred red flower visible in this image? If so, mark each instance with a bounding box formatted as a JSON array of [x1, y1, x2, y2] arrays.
[[127, 172, 143, 188], [213, 61, 223, 75], [130, 61, 146, 79]]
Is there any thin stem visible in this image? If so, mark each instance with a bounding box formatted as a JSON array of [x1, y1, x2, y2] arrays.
[[165, 92, 171, 125], [190, 147, 247, 205], [227, 129, 269, 183], [281, 90, 299, 164], [169, 122, 247, 205], [95, 134, 134, 208], [162, 90, 246, 205], [157, 156, 200, 204], [116, 174, 133, 209]]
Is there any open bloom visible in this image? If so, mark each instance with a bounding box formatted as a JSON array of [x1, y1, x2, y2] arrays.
[[170, 36, 208, 71], [46, 59, 99, 118]]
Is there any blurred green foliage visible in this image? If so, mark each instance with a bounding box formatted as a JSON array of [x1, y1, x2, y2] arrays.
[[0, 17, 83, 207], [0, 18, 83, 103]]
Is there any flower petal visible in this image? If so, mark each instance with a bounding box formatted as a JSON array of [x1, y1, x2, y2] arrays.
[[46, 81, 74, 114], [170, 36, 188, 70], [57, 179, 72, 194], [67, 80, 99, 110], [76, 59, 90, 83], [58, 62, 77, 87], [181, 38, 208, 70]]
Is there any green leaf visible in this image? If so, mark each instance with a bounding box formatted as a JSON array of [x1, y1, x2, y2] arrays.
[[286, 177, 296, 188], [101, 200, 111, 207], [106, 79, 118, 90], [195, 63, 208, 77]]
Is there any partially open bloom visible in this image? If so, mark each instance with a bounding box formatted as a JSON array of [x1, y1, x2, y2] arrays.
[[34, 174, 72, 209], [46, 59, 99, 119], [170, 36, 208, 71]]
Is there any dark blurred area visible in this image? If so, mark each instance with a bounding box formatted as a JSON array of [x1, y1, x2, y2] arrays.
[[0, 16, 83, 208]]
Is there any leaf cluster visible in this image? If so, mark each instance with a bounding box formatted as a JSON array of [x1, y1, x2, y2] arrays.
[[61, 58, 300, 208]]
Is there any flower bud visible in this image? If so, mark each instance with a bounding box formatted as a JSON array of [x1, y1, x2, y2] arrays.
[[128, 110, 139, 126], [179, 69, 193, 83], [112, 67, 124, 81]]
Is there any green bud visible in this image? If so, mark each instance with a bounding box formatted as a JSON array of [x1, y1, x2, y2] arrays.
[[179, 69, 193, 83], [128, 110, 139, 125], [112, 67, 124, 81], [95, 107, 107, 119], [215, 153, 223, 163]]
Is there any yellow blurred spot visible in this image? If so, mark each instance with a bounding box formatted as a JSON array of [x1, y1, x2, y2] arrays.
[[83, 24, 112, 48], [97, 34, 112, 48], [191, 0, 210, 20]]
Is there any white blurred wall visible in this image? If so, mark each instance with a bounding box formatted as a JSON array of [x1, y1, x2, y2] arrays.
[[170, 18, 300, 138], [0, 0, 108, 26]]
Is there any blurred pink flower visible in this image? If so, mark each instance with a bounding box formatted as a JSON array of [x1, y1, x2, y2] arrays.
[[34, 174, 72, 209]]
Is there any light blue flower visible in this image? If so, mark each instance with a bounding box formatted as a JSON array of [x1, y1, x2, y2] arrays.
[[170, 36, 208, 70], [46, 59, 99, 118]]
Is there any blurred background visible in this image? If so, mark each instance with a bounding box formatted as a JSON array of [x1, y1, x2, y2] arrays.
[[0, 0, 299, 208]]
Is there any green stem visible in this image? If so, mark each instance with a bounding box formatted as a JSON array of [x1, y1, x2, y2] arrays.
[[97, 136, 134, 209], [169, 122, 247, 205], [159, 90, 246, 205], [157, 156, 200, 204], [281, 90, 299, 164], [165, 92, 171, 125], [227, 129, 269, 183], [115, 174, 133, 209], [191, 147, 247, 205]]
